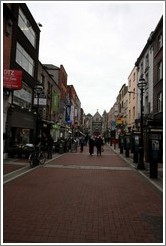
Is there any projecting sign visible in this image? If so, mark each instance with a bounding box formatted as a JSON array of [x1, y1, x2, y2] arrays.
[[34, 93, 47, 106], [3, 69, 22, 90]]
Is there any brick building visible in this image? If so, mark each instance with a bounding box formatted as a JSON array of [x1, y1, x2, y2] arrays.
[[3, 3, 41, 155]]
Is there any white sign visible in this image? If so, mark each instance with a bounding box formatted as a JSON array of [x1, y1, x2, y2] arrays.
[[34, 97, 47, 106]]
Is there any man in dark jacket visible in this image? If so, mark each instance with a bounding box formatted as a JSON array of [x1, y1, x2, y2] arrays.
[[95, 136, 103, 156]]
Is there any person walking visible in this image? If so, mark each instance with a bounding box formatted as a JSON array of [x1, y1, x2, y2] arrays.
[[95, 135, 103, 156], [88, 136, 95, 156], [79, 136, 85, 153]]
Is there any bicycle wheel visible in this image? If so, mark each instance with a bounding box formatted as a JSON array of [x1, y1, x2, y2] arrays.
[[39, 151, 46, 165], [29, 152, 36, 167]]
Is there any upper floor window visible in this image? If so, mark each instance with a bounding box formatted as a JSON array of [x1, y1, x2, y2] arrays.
[[145, 72, 149, 89], [16, 42, 34, 76], [129, 110, 131, 120], [4, 17, 12, 37], [140, 62, 143, 77], [157, 61, 163, 81], [133, 73, 135, 81], [158, 34, 162, 50], [129, 93, 131, 103], [132, 107, 135, 119], [157, 92, 162, 112], [41, 74, 45, 84], [129, 79, 131, 87], [133, 88, 135, 99], [18, 8, 36, 47], [145, 53, 149, 69]]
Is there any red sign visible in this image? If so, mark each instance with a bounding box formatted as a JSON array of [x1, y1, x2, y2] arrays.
[[3, 69, 22, 90]]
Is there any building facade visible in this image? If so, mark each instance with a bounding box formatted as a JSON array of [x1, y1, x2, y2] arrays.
[[92, 110, 102, 136], [3, 3, 41, 156], [152, 16, 163, 124], [127, 66, 138, 131]]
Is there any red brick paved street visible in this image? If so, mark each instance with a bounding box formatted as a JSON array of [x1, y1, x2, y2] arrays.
[[3, 145, 163, 244]]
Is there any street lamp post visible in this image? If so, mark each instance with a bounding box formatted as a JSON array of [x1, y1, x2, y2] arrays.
[[34, 84, 43, 143], [137, 77, 147, 170]]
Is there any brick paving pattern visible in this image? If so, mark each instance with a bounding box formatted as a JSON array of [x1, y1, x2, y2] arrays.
[[3, 145, 163, 243]]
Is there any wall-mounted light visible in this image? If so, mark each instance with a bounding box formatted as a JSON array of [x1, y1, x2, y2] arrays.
[[38, 22, 43, 27]]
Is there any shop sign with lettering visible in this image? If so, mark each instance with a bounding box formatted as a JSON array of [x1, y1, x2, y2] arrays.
[[3, 69, 22, 90]]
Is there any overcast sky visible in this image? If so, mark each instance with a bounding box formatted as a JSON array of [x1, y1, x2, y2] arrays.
[[27, 1, 164, 116]]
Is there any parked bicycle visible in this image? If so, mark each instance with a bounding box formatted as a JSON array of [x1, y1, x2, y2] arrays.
[[29, 144, 46, 168]]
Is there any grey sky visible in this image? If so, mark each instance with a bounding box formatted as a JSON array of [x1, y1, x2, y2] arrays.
[[27, 1, 164, 116]]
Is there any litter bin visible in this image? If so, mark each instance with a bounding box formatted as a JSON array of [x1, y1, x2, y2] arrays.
[[119, 134, 124, 154], [131, 131, 140, 163], [149, 139, 159, 179], [124, 133, 131, 158]]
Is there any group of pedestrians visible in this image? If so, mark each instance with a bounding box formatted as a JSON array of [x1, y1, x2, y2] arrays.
[[36, 133, 104, 158], [89, 135, 104, 156], [78, 135, 104, 156]]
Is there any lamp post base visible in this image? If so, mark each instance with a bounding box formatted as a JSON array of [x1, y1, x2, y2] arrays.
[[137, 162, 145, 170]]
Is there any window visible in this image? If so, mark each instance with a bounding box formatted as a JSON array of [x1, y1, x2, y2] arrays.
[[41, 74, 45, 84], [16, 42, 34, 76], [145, 72, 149, 89], [129, 110, 131, 120], [129, 93, 131, 103], [133, 88, 135, 99], [133, 73, 135, 81], [140, 62, 143, 76], [158, 34, 162, 50], [129, 79, 131, 87], [18, 8, 36, 47], [4, 18, 12, 36], [13, 81, 32, 108], [157, 61, 163, 81], [145, 96, 149, 114], [148, 102, 151, 114], [145, 54, 149, 69], [157, 92, 162, 112], [132, 107, 135, 119]]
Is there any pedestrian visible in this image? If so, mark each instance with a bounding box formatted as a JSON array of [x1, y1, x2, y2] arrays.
[[67, 137, 72, 152], [79, 136, 85, 152], [95, 135, 103, 156], [89, 136, 95, 156], [41, 133, 47, 151], [47, 134, 54, 159]]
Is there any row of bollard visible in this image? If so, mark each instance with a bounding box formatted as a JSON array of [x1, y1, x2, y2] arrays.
[[112, 133, 160, 179]]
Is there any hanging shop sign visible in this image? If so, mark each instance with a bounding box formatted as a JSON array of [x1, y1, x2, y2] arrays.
[[34, 92, 47, 106], [3, 69, 22, 90]]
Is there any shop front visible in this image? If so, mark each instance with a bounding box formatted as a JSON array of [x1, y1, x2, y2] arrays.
[[5, 106, 35, 154]]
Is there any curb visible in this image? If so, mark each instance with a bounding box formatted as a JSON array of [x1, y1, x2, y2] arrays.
[[109, 144, 163, 193]]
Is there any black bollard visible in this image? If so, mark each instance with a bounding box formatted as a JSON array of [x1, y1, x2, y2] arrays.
[[133, 151, 138, 163], [125, 148, 129, 157], [120, 146, 123, 154], [150, 159, 158, 179]]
